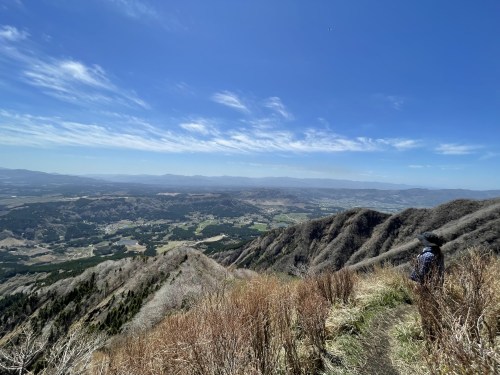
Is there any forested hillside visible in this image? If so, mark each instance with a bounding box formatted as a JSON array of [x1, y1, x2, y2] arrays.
[[0, 248, 248, 346]]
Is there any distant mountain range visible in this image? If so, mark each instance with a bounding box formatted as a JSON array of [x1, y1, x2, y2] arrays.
[[212, 198, 500, 274], [1, 168, 499, 206], [86, 172, 418, 190], [2, 167, 500, 192], [0, 168, 100, 186]]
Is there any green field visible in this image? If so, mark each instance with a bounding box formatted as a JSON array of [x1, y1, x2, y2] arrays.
[[272, 213, 310, 224], [249, 222, 268, 232], [195, 219, 218, 235]]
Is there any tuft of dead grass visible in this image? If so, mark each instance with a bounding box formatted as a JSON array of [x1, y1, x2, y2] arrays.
[[312, 268, 356, 305]]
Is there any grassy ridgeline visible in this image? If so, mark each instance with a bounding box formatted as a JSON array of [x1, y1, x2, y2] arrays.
[[92, 248, 499, 375]]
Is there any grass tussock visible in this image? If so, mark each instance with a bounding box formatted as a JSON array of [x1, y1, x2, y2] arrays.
[[411, 247, 500, 375], [312, 268, 356, 305], [93, 269, 356, 375]]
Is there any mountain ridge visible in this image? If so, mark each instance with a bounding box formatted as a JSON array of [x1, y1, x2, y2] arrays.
[[86, 173, 419, 190], [0, 247, 253, 345], [5, 166, 500, 191], [212, 198, 500, 274]]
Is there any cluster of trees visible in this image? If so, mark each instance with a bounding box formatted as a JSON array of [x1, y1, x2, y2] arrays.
[[72, 197, 256, 223], [0, 251, 133, 284], [98, 272, 168, 335], [201, 223, 261, 238], [0, 202, 66, 236], [33, 273, 98, 335], [169, 226, 197, 241], [203, 239, 253, 255], [41, 228, 60, 242], [114, 224, 167, 247], [0, 251, 29, 264], [93, 244, 126, 256], [64, 223, 98, 241], [0, 293, 39, 333]]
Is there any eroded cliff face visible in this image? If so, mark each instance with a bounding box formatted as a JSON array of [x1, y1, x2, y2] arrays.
[[212, 198, 500, 274]]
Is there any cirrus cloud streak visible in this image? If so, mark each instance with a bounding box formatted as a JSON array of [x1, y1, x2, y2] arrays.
[[211, 91, 250, 113], [436, 143, 482, 155], [0, 25, 148, 109], [0, 109, 420, 155], [0, 25, 29, 41]]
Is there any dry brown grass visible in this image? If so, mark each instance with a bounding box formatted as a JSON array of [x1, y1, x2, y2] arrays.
[[312, 268, 356, 305], [411, 247, 500, 375], [92, 269, 357, 375]]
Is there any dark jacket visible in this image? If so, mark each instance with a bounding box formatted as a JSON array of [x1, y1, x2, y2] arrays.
[[410, 247, 444, 285]]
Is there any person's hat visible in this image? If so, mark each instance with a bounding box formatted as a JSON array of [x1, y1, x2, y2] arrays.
[[417, 232, 443, 247]]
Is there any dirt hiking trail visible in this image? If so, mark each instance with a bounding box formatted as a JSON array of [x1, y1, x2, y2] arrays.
[[358, 305, 412, 375]]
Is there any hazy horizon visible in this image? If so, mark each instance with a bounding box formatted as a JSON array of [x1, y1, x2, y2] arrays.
[[5, 165, 500, 191], [1, 1, 499, 190]]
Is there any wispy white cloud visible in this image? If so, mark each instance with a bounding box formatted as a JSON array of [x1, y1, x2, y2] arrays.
[[0, 25, 28, 41], [264, 97, 293, 120], [408, 164, 431, 168], [435, 143, 481, 155], [438, 165, 463, 171], [386, 139, 421, 150], [24, 60, 110, 91], [22, 59, 148, 108], [479, 151, 499, 160], [173, 81, 195, 95], [387, 95, 405, 110], [104, 0, 159, 20], [374, 94, 405, 110], [0, 0, 24, 11], [409, 164, 466, 171], [0, 25, 148, 109], [211, 91, 250, 113], [180, 120, 217, 136], [0, 109, 422, 155], [102, 0, 185, 31]]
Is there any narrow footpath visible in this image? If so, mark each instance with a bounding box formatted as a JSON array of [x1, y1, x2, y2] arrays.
[[358, 305, 412, 375]]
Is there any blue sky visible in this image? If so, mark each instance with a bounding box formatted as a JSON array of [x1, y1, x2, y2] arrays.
[[0, 0, 499, 189]]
